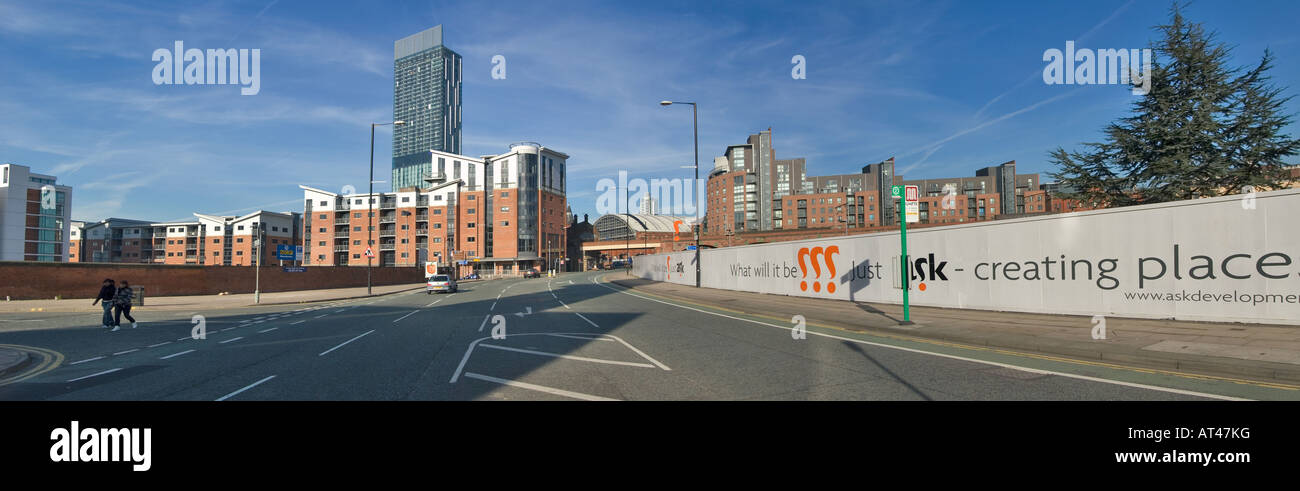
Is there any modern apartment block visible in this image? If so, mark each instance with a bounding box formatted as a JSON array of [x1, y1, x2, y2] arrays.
[[705, 129, 1044, 234], [302, 142, 568, 276], [392, 25, 463, 191], [68, 211, 301, 265], [0, 163, 72, 261]]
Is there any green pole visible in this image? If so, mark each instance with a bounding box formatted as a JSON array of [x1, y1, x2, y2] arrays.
[[895, 185, 912, 325]]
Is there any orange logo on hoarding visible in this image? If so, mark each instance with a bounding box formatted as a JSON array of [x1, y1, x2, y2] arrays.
[[673, 220, 684, 241], [425, 264, 437, 275], [797, 245, 840, 294]]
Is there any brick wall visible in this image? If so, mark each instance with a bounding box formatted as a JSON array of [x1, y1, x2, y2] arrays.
[[0, 261, 425, 300]]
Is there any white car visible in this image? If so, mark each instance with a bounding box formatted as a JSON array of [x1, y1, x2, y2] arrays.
[[426, 274, 457, 294]]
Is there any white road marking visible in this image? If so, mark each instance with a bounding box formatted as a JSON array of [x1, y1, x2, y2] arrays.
[[478, 314, 491, 332], [160, 349, 196, 360], [478, 344, 656, 368], [575, 312, 599, 328], [318, 330, 375, 356], [490, 300, 497, 311], [463, 372, 618, 401], [290, 320, 306, 325], [70, 356, 104, 365], [426, 298, 446, 307], [112, 349, 138, 356], [219, 337, 244, 344], [593, 275, 1241, 400], [392, 310, 419, 323], [557, 298, 570, 309], [450, 332, 667, 383], [221, 327, 236, 332], [314, 314, 328, 319], [215, 375, 276, 401], [258, 327, 278, 333], [546, 333, 613, 342], [67, 368, 122, 383], [146, 341, 171, 348]]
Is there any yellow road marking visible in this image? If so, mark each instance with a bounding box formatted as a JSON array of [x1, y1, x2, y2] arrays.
[[0, 344, 64, 386]]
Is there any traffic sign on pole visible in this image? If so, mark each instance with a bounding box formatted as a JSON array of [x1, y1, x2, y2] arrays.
[[365, 248, 374, 258]]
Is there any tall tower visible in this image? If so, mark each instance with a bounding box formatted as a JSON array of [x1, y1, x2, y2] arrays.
[[392, 25, 462, 191]]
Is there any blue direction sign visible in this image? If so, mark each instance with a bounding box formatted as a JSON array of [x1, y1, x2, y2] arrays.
[[276, 244, 295, 261], [282, 266, 306, 273]]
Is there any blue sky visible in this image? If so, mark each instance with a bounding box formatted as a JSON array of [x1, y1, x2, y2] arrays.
[[2, 0, 1298, 222]]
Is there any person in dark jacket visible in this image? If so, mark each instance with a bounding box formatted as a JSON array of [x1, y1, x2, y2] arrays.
[[91, 278, 116, 331], [112, 280, 137, 329]]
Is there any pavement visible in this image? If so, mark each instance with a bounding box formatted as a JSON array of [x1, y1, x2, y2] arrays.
[[606, 274, 1300, 385], [0, 270, 1295, 401]]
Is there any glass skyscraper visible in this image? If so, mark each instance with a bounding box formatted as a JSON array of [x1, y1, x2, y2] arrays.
[[392, 25, 462, 191]]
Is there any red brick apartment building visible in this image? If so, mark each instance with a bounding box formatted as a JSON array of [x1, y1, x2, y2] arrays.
[[300, 142, 568, 277], [68, 211, 301, 266]]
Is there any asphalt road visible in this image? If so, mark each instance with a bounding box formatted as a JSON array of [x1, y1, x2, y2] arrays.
[[0, 270, 1232, 401]]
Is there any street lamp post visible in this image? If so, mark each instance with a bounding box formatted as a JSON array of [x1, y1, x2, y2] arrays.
[[659, 100, 700, 288], [368, 121, 405, 296]]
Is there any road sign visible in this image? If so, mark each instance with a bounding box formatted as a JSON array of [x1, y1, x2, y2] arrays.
[[685, 245, 697, 251], [891, 185, 904, 199], [294, 245, 303, 261], [365, 248, 374, 258], [282, 266, 306, 273], [904, 185, 920, 224], [276, 244, 295, 261]]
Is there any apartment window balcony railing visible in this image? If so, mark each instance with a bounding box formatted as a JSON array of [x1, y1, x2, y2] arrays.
[[334, 245, 349, 252], [380, 244, 395, 251], [379, 216, 396, 224], [381, 199, 396, 209], [335, 231, 349, 238], [334, 218, 349, 224], [415, 228, 428, 235]]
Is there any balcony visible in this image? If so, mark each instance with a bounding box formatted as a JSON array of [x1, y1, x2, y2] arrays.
[[380, 199, 396, 209], [379, 216, 396, 224], [335, 217, 349, 224], [380, 243, 395, 251], [379, 227, 395, 237], [334, 231, 349, 238], [415, 228, 428, 235], [334, 245, 349, 252]]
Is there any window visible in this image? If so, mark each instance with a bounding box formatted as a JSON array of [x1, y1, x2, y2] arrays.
[[467, 237, 476, 242], [501, 221, 509, 227], [353, 227, 361, 232], [468, 195, 476, 200], [214, 239, 221, 244], [467, 209, 476, 214], [501, 191, 509, 197], [237, 238, 244, 243], [433, 209, 442, 215], [236, 251, 243, 256], [353, 240, 361, 245], [467, 223, 476, 228], [319, 214, 326, 219], [354, 213, 361, 218], [353, 254, 361, 259], [319, 227, 326, 233], [500, 207, 509, 212], [238, 225, 245, 230]]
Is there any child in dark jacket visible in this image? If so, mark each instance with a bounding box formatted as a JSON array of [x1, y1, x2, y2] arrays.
[[91, 279, 116, 330], [113, 280, 137, 329]]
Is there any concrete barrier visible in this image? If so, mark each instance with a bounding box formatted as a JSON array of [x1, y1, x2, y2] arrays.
[[634, 189, 1300, 325]]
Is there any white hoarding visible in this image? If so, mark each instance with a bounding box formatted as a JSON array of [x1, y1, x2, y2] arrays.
[[632, 189, 1300, 325]]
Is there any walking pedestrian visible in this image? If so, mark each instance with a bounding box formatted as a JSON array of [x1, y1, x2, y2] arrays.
[[113, 280, 137, 330], [91, 279, 116, 331]]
